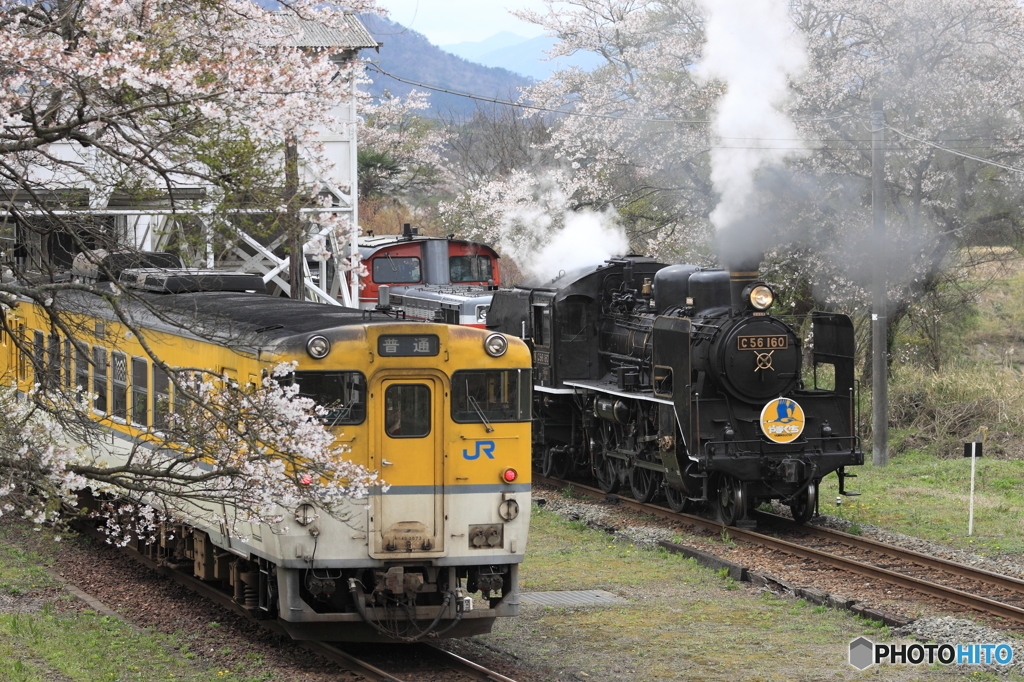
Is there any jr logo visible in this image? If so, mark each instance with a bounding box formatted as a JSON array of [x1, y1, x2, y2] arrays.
[[463, 441, 496, 460]]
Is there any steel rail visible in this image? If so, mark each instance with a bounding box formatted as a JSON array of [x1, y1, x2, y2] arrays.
[[74, 523, 404, 682], [756, 511, 1024, 595], [534, 475, 1024, 623], [76, 523, 521, 681], [420, 645, 522, 682]]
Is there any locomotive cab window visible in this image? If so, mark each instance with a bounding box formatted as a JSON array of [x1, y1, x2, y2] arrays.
[[532, 305, 551, 347], [452, 369, 532, 423], [372, 256, 421, 284], [449, 255, 494, 283], [384, 384, 430, 438], [289, 371, 366, 425], [559, 299, 590, 341]]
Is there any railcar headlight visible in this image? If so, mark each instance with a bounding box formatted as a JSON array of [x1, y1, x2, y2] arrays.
[[295, 503, 317, 526], [484, 333, 508, 357], [476, 305, 488, 323], [306, 335, 331, 359], [749, 284, 774, 311]]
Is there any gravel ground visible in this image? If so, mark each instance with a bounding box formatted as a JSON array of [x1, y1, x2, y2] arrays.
[[1, 524, 368, 681], [5, 490, 1024, 681], [534, 484, 1024, 676]]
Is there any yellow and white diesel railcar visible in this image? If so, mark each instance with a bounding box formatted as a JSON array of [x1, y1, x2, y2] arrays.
[[0, 271, 532, 641]]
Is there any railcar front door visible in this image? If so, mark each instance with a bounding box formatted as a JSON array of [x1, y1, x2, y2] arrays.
[[370, 376, 445, 557]]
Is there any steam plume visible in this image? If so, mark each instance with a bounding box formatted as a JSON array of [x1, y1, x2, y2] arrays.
[[695, 0, 807, 236], [496, 178, 628, 283]]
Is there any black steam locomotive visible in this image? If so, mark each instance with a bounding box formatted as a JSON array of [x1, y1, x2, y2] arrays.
[[486, 256, 863, 525]]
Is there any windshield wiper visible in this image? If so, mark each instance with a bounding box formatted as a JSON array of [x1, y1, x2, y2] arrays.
[[468, 395, 494, 433]]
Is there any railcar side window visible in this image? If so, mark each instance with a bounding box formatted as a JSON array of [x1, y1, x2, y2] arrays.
[[32, 330, 43, 385], [47, 333, 60, 388], [451, 369, 532, 423], [372, 256, 421, 284], [289, 371, 366, 425], [75, 343, 90, 393], [131, 357, 148, 427], [153, 365, 171, 431], [111, 352, 127, 419], [63, 339, 72, 388], [16, 324, 26, 382], [92, 347, 108, 412], [384, 384, 431, 438], [449, 255, 494, 283]]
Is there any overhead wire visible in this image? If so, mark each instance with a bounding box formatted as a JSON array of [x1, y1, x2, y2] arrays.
[[884, 124, 1024, 175], [367, 65, 1024, 168]]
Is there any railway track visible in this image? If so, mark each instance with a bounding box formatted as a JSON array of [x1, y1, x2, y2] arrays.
[[536, 474, 1024, 627], [75, 524, 519, 682]]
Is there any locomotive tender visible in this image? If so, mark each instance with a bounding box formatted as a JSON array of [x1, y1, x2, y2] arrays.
[[1, 263, 532, 642], [487, 255, 863, 525]]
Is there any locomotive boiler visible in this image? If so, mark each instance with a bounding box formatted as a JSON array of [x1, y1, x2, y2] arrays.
[[486, 255, 863, 525]]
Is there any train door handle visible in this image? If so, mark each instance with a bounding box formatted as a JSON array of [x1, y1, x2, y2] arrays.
[[382, 459, 394, 466]]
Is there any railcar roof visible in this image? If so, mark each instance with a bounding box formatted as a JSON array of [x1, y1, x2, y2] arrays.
[[142, 291, 373, 335], [356, 235, 498, 258], [48, 290, 410, 351]]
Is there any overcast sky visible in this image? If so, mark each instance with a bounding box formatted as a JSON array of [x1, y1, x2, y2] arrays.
[[375, 0, 550, 46]]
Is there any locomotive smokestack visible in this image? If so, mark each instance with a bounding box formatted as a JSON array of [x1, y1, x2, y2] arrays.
[[727, 252, 763, 311]]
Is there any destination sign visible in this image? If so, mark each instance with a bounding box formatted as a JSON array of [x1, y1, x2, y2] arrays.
[[378, 334, 440, 357], [737, 334, 788, 351]]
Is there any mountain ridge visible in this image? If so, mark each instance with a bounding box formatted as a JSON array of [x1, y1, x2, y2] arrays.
[[358, 14, 531, 118]]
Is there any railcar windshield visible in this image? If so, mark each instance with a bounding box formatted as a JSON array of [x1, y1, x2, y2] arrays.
[[449, 255, 493, 283], [373, 256, 421, 283], [451, 369, 532, 423], [290, 371, 366, 425]]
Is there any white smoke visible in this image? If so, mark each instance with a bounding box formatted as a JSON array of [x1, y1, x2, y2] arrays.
[[694, 0, 808, 232], [495, 175, 629, 283]]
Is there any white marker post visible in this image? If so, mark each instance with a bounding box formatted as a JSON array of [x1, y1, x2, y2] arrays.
[[967, 442, 978, 537], [965, 428, 988, 537]]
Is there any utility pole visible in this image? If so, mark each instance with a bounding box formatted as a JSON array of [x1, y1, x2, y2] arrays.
[[284, 136, 303, 301], [871, 97, 888, 466]]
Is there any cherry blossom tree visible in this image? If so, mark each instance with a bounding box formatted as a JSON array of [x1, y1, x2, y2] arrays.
[[0, 0, 389, 534], [0, 363, 380, 544], [447, 0, 1024, 362]]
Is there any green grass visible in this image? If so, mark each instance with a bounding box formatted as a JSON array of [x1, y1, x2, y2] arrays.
[[478, 508, 956, 681], [0, 534, 271, 682], [821, 449, 1024, 556]]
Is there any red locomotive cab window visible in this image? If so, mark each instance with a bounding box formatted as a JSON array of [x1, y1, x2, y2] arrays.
[[450, 255, 494, 283], [372, 256, 421, 284]]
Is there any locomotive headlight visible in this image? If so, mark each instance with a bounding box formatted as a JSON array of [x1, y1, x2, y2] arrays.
[[749, 285, 775, 311], [306, 335, 331, 359], [484, 333, 508, 357]]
